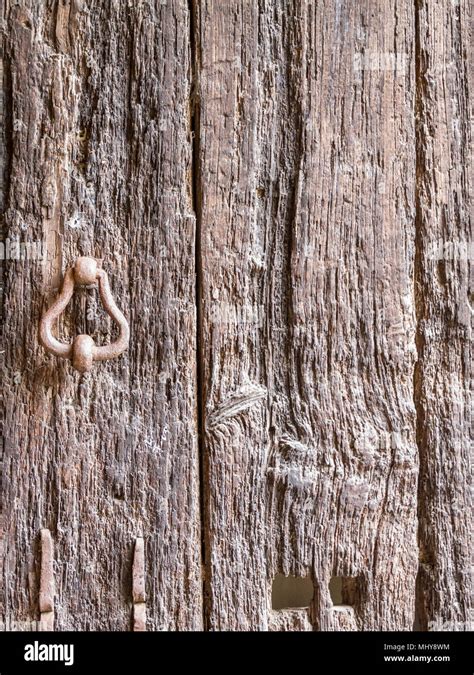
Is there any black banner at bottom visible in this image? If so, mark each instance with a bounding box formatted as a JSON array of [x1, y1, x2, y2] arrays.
[[0, 630, 471, 673]]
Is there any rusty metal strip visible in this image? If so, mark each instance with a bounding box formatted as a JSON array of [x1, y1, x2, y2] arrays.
[[39, 529, 55, 630], [132, 537, 146, 631]]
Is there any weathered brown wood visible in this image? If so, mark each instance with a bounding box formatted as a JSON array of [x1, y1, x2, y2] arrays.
[[198, 0, 420, 631], [0, 0, 470, 634], [1, 0, 202, 630], [414, 0, 471, 632]]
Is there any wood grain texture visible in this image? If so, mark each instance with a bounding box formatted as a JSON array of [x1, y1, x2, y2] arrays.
[[0, 0, 470, 633], [414, 0, 472, 632], [198, 0, 420, 631], [1, 0, 202, 630]]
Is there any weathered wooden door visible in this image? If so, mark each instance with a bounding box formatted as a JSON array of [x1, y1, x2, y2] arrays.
[[1, 0, 470, 632]]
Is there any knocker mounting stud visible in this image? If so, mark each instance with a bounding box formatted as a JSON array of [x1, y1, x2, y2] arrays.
[[39, 257, 130, 373]]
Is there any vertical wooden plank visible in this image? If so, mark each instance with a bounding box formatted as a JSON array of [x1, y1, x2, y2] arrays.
[[1, 1, 202, 629], [414, 0, 472, 631], [198, 0, 418, 630], [197, 0, 269, 629], [0, 5, 8, 619]]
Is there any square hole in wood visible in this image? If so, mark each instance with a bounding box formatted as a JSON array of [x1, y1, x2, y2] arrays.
[[272, 574, 314, 610], [329, 576, 360, 606]]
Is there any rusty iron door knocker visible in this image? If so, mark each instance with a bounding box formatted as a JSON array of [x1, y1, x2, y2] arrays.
[[39, 257, 130, 373]]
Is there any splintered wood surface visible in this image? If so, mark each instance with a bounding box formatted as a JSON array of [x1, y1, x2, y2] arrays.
[[1, 0, 471, 631], [1, 1, 202, 631], [414, 0, 471, 632], [198, 0, 419, 631]]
